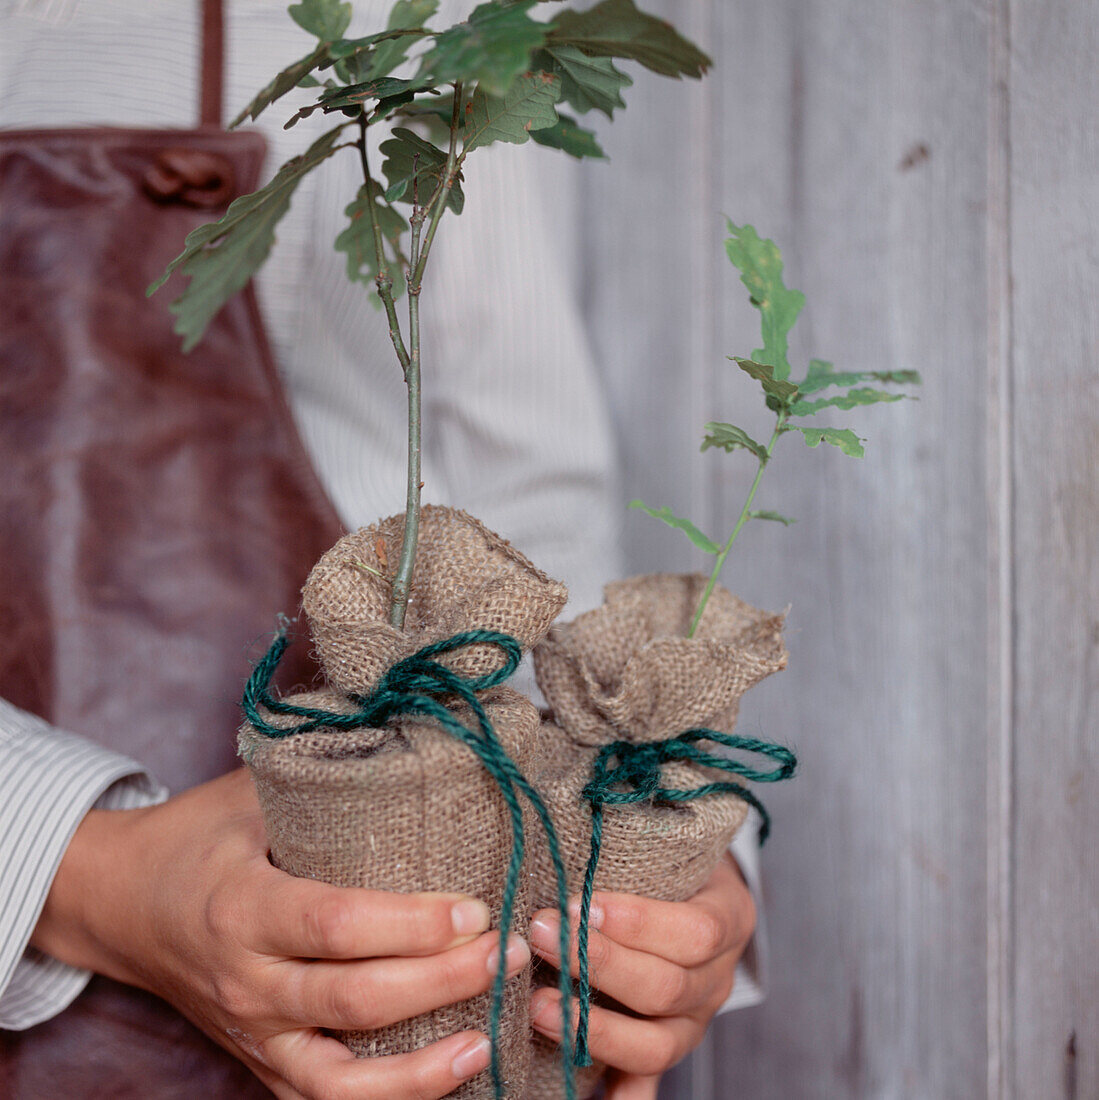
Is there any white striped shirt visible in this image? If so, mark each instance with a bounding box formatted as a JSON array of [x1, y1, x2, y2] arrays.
[[0, 0, 764, 1033]]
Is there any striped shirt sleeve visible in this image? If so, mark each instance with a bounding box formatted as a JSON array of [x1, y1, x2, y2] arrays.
[[0, 699, 167, 1031]]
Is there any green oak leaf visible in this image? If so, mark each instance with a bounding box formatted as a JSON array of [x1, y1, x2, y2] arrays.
[[289, 0, 351, 41], [393, 93, 457, 143], [285, 76, 426, 127], [534, 44, 632, 117], [380, 127, 465, 211], [788, 387, 910, 417], [725, 222, 805, 380], [789, 425, 865, 457], [148, 127, 346, 352], [334, 182, 408, 300], [628, 501, 721, 555], [749, 510, 796, 525], [230, 42, 328, 127], [700, 422, 768, 462], [369, 1, 440, 78], [419, 0, 548, 96], [733, 358, 800, 409], [529, 112, 604, 158], [548, 0, 710, 79], [323, 27, 432, 82], [798, 358, 922, 395], [463, 72, 560, 151]]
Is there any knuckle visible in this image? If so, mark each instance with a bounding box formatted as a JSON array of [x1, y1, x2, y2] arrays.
[[305, 895, 358, 956], [436, 952, 480, 1004], [615, 899, 646, 942], [689, 905, 728, 963], [587, 931, 612, 976], [202, 887, 238, 943], [649, 965, 689, 1016], [407, 899, 456, 951], [328, 974, 383, 1030], [736, 887, 758, 950], [210, 971, 253, 1020], [636, 1028, 681, 1076]]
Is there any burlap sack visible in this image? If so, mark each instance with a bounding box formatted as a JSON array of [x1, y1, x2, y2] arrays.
[[240, 506, 568, 1100], [303, 504, 567, 696], [524, 574, 787, 1099]]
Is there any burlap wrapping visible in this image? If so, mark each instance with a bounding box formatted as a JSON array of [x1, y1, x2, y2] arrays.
[[240, 506, 568, 1099], [303, 504, 567, 696], [524, 574, 787, 1099]]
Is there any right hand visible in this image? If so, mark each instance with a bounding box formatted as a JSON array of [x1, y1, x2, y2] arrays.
[[31, 768, 529, 1100]]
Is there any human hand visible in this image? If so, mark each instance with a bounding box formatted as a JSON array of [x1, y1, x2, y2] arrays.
[[31, 768, 529, 1100], [526, 854, 754, 1099]]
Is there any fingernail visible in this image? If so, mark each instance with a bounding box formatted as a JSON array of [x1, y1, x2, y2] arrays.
[[529, 989, 561, 1034], [451, 900, 491, 936], [529, 914, 559, 953], [487, 934, 530, 976], [451, 1034, 491, 1079], [567, 897, 604, 929]]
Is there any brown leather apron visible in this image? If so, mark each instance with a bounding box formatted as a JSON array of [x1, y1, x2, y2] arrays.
[[0, 3, 344, 1094]]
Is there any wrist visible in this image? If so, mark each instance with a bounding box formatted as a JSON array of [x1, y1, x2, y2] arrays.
[[30, 806, 153, 990]]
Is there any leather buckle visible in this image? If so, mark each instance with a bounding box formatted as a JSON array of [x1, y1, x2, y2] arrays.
[[143, 148, 235, 208]]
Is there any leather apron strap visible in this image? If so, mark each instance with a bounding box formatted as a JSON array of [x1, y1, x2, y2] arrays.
[[200, 0, 224, 128]]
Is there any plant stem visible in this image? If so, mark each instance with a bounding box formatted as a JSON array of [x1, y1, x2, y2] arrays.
[[357, 120, 410, 377], [389, 169, 426, 629], [687, 413, 787, 638], [410, 82, 464, 289], [384, 85, 464, 629]]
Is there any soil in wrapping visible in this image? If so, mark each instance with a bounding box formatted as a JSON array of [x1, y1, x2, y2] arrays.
[[240, 685, 539, 1100]]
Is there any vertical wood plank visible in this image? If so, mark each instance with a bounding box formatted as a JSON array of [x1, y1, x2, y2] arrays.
[[987, 1, 1013, 1094], [700, 1, 992, 1096], [578, 0, 713, 580], [1008, 1, 1099, 1095]]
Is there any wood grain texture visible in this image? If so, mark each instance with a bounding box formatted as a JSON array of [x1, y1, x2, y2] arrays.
[[1008, 0, 1099, 1095], [570, 0, 994, 1096], [701, 3, 991, 1096], [565, 0, 1096, 1096]]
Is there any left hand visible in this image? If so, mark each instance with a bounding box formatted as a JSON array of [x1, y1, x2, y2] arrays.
[[528, 854, 755, 1100]]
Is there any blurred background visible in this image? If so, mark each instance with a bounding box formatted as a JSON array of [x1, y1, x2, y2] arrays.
[[540, 1, 1097, 1096]]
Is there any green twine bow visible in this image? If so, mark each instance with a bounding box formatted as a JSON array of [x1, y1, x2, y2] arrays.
[[242, 628, 576, 1100], [572, 729, 797, 1067]]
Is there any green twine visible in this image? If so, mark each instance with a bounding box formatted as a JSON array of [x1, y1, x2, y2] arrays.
[[242, 628, 576, 1100], [572, 729, 798, 1067]]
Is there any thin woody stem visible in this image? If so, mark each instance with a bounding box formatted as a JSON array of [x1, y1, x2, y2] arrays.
[[357, 118, 410, 377], [687, 414, 787, 638], [388, 83, 464, 628], [389, 162, 427, 629], [410, 82, 464, 289], [356, 117, 417, 627]]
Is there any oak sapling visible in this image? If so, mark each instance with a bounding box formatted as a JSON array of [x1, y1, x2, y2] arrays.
[[632, 221, 921, 636], [150, 0, 711, 629]]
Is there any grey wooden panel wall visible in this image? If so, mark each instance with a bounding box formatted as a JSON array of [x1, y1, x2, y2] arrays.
[[561, 0, 1099, 1096], [1008, 1, 1099, 1097]]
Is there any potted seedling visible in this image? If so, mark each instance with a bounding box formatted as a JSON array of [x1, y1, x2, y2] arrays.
[[150, 2, 713, 1097], [527, 222, 920, 1095]]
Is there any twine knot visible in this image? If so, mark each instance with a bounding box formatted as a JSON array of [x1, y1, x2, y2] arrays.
[[242, 627, 576, 1100], [572, 729, 797, 1067]]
